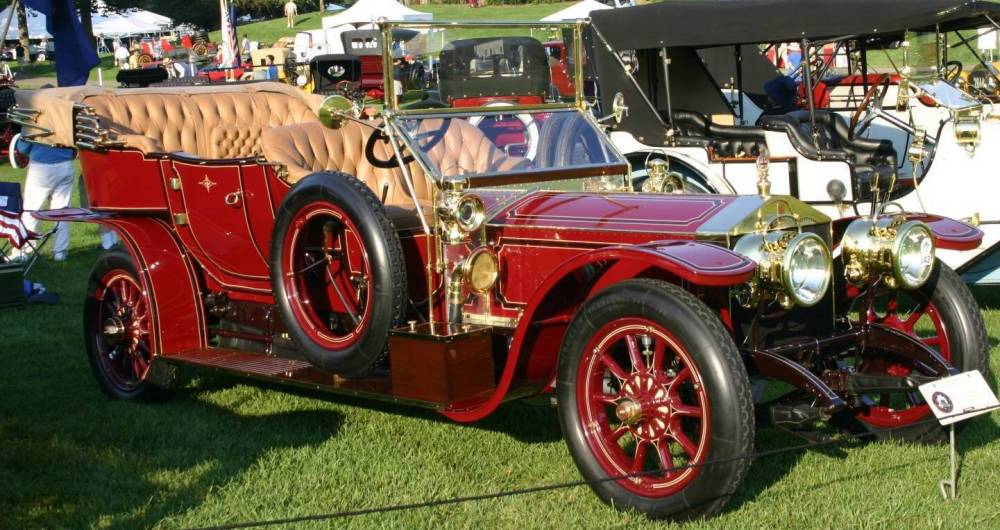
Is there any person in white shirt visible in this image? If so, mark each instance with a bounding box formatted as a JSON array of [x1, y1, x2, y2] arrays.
[[284, 1, 298, 28]]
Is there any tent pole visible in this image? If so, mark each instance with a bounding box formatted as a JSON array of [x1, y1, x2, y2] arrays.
[[1, 0, 19, 49], [734, 44, 744, 125], [661, 47, 674, 134]]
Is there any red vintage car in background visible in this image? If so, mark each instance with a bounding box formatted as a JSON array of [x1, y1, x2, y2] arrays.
[[10, 21, 989, 521]]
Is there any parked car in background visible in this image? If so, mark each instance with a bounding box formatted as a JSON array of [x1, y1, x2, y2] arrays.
[[591, 0, 1000, 285]]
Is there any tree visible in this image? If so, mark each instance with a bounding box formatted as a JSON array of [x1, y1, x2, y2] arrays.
[[15, 0, 28, 64]]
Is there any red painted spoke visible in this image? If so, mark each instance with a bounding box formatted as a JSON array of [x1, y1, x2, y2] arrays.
[[631, 441, 648, 474], [670, 430, 698, 458], [651, 339, 667, 373], [668, 367, 691, 398], [600, 354, 629, 381], [901, 303, 928, 331], [672, 402, 702, 418], [593, 391, 619, 406], [609, 424, 629, 443], [923, 336, 941, 348], [655, 441, 675, 476], [625, 335, 643, 372]]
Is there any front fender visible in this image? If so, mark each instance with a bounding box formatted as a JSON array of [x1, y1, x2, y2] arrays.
[[833, 213, 982, 251], [441, 241, 752, 423]]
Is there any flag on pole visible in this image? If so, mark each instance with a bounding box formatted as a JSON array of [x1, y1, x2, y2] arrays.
[[0, 209, 39, 250], [219, 0, 240, 69], [25, 0, 100, 86]]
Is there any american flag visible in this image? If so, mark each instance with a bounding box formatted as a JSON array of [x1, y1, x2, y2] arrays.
[[219, 0, 241, 69], [0, 209, 38, 250]]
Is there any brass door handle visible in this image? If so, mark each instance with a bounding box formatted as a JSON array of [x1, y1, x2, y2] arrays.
[[224, 191, 242, 207]]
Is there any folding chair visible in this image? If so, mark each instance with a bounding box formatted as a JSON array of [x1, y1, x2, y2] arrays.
[[0, 181, 54, 308]]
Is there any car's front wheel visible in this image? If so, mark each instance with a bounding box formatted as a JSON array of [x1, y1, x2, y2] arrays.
[[557, 279, 754, 519]]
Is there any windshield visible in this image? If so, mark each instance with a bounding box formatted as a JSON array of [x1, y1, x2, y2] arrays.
[[379, 21, 583, 113], [392, 109, 627, 183]]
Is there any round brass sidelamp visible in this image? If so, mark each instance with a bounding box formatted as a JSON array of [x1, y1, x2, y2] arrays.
[[318, 95, 354, 128], [842, 217, 935, 289], [463, 248, 499, 295], [455, 193, 486, 232]]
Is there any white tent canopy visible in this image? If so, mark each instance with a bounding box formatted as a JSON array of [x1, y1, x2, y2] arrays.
[[0, 7, 52, 40], [539, 0, 611, 22], [322, 0, 431, 29], [0, 4, 171, 40]]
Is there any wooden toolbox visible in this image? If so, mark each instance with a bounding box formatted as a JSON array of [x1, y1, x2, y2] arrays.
[[389, 322, 495, 404]]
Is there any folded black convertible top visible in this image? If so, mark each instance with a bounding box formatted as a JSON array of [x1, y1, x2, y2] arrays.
[[590, 0, 1000, 49]]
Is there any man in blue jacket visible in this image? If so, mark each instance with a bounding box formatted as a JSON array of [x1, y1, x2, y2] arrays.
[[16, 136, 75, 261]]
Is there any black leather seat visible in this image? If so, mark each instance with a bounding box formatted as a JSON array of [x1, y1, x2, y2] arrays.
[[667, 109, 767, 159], [757, 110, 898, 199]]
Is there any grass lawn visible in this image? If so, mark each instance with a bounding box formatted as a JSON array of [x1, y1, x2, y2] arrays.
[[1, 158, 1000, 529]]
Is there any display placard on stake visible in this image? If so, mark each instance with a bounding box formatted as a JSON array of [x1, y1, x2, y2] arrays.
[[919, 370, 999, 426]]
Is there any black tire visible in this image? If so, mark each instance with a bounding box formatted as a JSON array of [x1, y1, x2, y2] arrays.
[[537, 111, 605, 167], [84, 250, 176, 401], [557, 279, 754, 520], [858, 261, 990, 443], [270, 172, 406, 377]]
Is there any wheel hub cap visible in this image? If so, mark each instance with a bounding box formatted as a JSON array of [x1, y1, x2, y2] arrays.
[[615, 399, 643, 424]]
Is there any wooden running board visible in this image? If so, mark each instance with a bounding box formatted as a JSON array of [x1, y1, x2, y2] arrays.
[[160, 348, 444, 409]]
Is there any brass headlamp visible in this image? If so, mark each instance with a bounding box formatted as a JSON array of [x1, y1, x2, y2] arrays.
[[841, 216, 935, 289], [734, 231, 832, 309]]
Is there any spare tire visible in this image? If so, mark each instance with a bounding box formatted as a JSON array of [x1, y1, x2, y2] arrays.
[[270, 172, 407, 377]]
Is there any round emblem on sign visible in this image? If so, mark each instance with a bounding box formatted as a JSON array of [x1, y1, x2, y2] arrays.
[[931, 391, 954, 413]]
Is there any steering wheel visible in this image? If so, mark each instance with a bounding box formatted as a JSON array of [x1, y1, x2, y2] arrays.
[[849, 74, 891, 140], [364, 130, 415, 169], [944, 60, 964, 85]]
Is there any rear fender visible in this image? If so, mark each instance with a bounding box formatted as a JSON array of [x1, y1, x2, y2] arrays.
[[442, 241, 754, 422], [34, 208, 207, 354]]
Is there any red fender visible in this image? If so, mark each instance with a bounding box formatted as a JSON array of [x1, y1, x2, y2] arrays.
[[442, 241, 754, 422], [33, 208, 207, 355], [833, 213, 982, 252]]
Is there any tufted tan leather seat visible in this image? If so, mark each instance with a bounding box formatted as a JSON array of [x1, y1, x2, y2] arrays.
[[260, 118, 529, 229], [83, 88, 318, 159]]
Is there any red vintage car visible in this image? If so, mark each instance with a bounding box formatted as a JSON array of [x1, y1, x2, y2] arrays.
[[10, 21, 989, 520]]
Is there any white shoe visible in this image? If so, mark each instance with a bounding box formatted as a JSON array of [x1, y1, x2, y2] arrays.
[[53, 252, 67, 262]]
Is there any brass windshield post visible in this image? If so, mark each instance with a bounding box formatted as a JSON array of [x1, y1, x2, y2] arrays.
[[573, 20, 585, 110], [800, 38, 820, 155], [660, 47, 675, 141]]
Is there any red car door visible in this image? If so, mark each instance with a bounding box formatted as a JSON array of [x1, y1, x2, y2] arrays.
[[169, 160, 271, 280]]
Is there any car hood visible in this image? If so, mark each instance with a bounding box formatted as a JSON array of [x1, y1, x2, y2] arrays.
[[484, 191, 830, 241]]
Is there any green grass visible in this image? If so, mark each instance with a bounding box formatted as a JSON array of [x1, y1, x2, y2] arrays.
[[2, 160, 1000, 529], [211, 3, 578, 46], [9, 54, 120, 89]]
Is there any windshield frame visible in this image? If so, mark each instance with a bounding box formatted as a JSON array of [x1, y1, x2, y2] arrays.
[[387, 107, 630, 190], [377, 19, 588, 116]]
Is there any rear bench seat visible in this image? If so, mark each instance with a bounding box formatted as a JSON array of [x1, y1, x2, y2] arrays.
[[81, 83, 321, 159]]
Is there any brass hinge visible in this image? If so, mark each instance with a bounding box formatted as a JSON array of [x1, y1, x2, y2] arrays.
[[173, 213, 189, 226], [169, 177, 182, 190]]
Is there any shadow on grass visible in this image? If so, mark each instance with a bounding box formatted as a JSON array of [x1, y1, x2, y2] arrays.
[[2, 386, 343, 530]]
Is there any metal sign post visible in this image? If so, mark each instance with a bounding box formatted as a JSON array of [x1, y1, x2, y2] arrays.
[[919, 371, 1000, 502]]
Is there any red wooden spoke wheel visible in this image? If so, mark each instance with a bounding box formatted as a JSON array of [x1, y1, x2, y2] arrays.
[[849, 262, 989, 443], [280, 201, 373, 351], [577, 317, 710, 497], [93, 271, 153, 391], [84, 250, 175, 400], [558, 279, 753, 519], [856, 290, 950, 429]]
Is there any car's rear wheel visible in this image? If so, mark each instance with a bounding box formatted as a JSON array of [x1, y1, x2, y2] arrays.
[[271, 172, 406, 377], [84, 250, 175, 400], [557, 279, 753, 519], [854, 261, 989, 443]]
